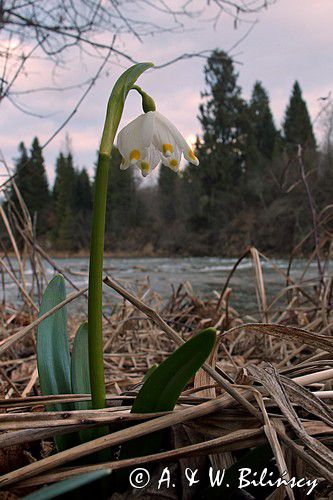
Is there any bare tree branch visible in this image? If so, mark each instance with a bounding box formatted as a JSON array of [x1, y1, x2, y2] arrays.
[[0, 0, 276, 186]]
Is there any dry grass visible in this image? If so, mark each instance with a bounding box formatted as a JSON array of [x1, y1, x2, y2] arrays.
[[0, 180, 333, 498]]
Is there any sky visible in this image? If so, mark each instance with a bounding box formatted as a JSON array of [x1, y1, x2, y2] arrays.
[[1, 0, 333, 186]]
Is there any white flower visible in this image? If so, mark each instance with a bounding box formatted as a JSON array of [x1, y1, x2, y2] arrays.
[[117, 111, 199, 177]]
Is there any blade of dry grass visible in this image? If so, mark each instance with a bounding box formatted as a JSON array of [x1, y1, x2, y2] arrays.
[[15, 427, 265, 488], [249, 365, 333, 479], [291, 367, 333, 386], [281, 376, 333, 427], [0, 204, 26, 289], [0, 408, 179, 430], [0, 258, 38, 311], [219, 323, 333, 353], [250, 247, 268, 323], [253, 389, 294, 500]]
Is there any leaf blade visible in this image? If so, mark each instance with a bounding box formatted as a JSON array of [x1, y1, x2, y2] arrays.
[[71, 322, 91, 411], [37, 274, 71, 411], [23, 470, 111, 500], [71, 322, 110, 448], [119, 328, 217, 467], [36, 274, 78, 450], [132, 327, 217, 413]]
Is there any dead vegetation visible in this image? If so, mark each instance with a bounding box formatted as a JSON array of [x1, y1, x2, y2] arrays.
[[0, 179, 333, 498]]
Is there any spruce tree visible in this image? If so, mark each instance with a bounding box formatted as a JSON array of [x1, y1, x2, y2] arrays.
[[183, 50, 258, 239], [53, 152, 76, 212], [53, 152, 77, 250], [73, 168, 93, 248], [12, 142, 29, 205], [12, 138, 50, 235], [283, 81, 316, 149], [75, 168, 92, 212], [158, 166, 178, 224], [250, 81, 278, 159], [104, 147, 141, 248]]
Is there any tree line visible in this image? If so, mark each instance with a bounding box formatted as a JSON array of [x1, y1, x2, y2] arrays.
[[3, 50, 332, 256]]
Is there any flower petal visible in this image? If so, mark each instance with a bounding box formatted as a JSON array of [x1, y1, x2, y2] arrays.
[[120, 158, 130, 170], [117, 112, 155, 165], [139, 144, 161, 177], [161, 147, 181, 172], [183, 150, 199, 166], [153, 111, 199, 166]]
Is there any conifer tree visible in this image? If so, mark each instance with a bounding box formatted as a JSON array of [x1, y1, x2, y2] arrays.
[[12, 138, 50, 235], [183, 50, 258, 237], [73, 168, 93, 248], [53, 152, 77, 250], [250, 81, 278, 159], [53, 152, 76, 212], [75, 168, 92, 212], [158, 166, 178, 224], [283, 81, 316, 149], [104, 147, 141, 247], [12, 142, 29, 206]]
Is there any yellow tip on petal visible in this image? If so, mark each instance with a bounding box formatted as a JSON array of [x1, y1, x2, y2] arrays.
[[140, 161, 150, 176], [130, 149, 141, 164], [169, 158, 179, 171], [187, 149, 199, 166], [162, 143, 173, 156]]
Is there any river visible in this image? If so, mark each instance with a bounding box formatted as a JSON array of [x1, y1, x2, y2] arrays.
[[2, 256, 322, 315]]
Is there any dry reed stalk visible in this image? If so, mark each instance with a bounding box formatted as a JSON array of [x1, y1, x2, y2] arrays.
[[0, 205, 26, 290], [219, 323, 333, 353], [15, 428, 265, 488], [0, 394, 246, 487]]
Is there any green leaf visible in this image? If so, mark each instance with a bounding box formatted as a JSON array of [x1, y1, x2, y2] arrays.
[[71, 322, 91, 411], [142, 363, 158, 383], [37, 274, 78, 450], [23, 470, 111, 500], [132, 327, 217, 413], [119, 328, 216, 465], [71, 322, 111, 449], [37, 275, 71, 410]]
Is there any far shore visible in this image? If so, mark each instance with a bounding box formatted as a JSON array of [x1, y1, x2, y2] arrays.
[[1, 248, 304, 260]]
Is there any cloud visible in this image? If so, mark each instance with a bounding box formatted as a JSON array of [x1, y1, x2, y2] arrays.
[[1, 0, 333, 186]]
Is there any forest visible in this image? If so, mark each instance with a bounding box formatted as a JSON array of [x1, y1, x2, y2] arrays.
[[3, 50, 332, 257]]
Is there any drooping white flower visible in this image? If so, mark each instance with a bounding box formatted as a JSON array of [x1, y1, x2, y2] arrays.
[[117, 111, 199, 177]]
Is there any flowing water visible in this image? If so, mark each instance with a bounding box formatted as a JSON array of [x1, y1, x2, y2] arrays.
[[2, 256, 323, 315]]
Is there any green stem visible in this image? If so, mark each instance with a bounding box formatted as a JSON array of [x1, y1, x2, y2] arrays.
[[88, 152, 109, 409], [87, 62, 154, 411]]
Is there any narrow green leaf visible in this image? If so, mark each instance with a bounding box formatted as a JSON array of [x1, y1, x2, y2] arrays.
[[118, 328, 216, 467], [37, 275, 71, 410], [142, 363, 158, 383], [23, 470, 111, 500], [132, 327, 217, 413], [71, 322, 91, 411], [71, 322, 110, 449], [37, 274, 78, 450]]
